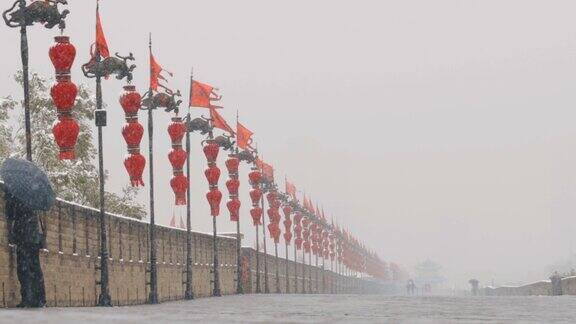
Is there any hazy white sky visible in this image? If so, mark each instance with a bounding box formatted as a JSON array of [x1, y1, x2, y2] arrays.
[[2, 0, 576, 287]]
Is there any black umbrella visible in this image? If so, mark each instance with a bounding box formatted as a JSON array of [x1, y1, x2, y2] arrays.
[[1, 158, 55, 211]]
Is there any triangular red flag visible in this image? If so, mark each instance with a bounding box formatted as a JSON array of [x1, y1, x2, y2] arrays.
[[210, 108, 234, 135], [150, 53, 172, 91], [95, 6, 109, 58], [190, 80, 222, 109], [237, 122, 253, 150]]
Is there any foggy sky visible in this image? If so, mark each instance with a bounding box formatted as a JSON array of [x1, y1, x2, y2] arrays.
[[2, 0, 576, 288]]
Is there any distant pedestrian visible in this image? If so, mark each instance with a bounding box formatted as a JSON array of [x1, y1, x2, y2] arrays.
[[5, 189, 46, 308]]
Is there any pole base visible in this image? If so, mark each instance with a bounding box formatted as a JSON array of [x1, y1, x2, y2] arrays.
[[212, 289, 222, 297], [97, 293, 112, 307], [185, 291, 194, 300], [148, 293, 159, 304]]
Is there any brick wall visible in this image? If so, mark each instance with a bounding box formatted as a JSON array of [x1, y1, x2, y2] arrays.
[[0, 189, 371, 308]]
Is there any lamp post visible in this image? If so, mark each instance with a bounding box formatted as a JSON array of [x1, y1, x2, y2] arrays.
[[140, 35, 183, 304], [80, 2, 135, 306], [3, 0, 70, 161]]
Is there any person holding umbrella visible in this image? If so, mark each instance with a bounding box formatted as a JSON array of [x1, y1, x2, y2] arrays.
[[1, 158, 55, 308]]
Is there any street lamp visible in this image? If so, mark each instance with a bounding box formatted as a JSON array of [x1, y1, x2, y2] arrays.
[[3, 0, 70, 161]]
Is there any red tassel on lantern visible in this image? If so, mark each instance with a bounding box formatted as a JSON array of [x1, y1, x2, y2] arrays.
[[171, 174, 188, 205]]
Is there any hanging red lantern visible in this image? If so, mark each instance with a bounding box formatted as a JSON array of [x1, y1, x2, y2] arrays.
[[203, 141, 219, 163], [248, 170, 262, 185], [204, 165, 221, 187], [49, 36, 79, 160], [225, 157, 239, 174], [284, 232, 292, 244], [168, 116, 188, 203], [52, 118, 79, 160], [124, 153, 145, 186], [119, 85, 145, 186], [206, 189, 223, 216], [122, 122, 144, 150], [119, 85, 141, 117], [249, 188, 262, 205], [283, 218, 292, 231], [49, 36, 76, 74], [168, 117, 186, 144], [282, 205, 292, 218], [171, 174, 188, 205], [250, 207, 263, 225], [226, 178, 240, 195], [50, 75, 77, 113], [227, 198, 241, 221], [169, 148, 187, 172]]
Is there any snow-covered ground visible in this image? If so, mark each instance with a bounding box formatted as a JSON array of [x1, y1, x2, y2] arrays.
[[1, 294, 576, 323]]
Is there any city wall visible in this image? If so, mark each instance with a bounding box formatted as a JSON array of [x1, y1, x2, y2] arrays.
[[0, 189, 372, 308], [483, 277, 576, 296]]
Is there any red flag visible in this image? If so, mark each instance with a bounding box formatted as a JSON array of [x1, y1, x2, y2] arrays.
[[190, 80, 222, 109], [95, 6, 109, 58], [256, 158, 274, 181], [237, 122, 253, 150], [150, 53, 172, 91], [286, 180, 296, 199], [210, 108, 234, 135]]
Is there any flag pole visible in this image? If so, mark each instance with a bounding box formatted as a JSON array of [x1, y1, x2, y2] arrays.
[[235, 110, 244, 294], [184, 68, 194, 300], [93, 0, 111, 307], [146, 33, 159, 304]]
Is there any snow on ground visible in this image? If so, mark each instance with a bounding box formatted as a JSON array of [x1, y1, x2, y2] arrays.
[[1, 294, 576, 323]]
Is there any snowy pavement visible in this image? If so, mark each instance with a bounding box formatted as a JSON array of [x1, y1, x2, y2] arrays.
[[1, 294, 576, 323]]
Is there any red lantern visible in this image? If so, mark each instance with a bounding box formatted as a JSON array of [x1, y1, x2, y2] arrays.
[[50, 75, 77, 114], [225, 157, 239, 174], [169, 148, 187, 172], [168, 117, 186, 145], [283, 218, 292, 231], [124, 153, 145, 186], [250, 207, 263, 225], [248, 170, 262, 186], [122, 122, 144, 150], [52, 118, 79, 160], [284, 232, 292, 244], [170, 174, 188, 205], [226, 178, 240, 195], [282, 205, 292, 218], [119, 85, 141, 117], [295, 237, 303, 249], [227, 198, 241, 221], [49, 36, 76, 74], [250, 188, 262, 205], [203, 141, 219, 163], [204, 165, 221, 187], [206, 189, 223, 216]]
